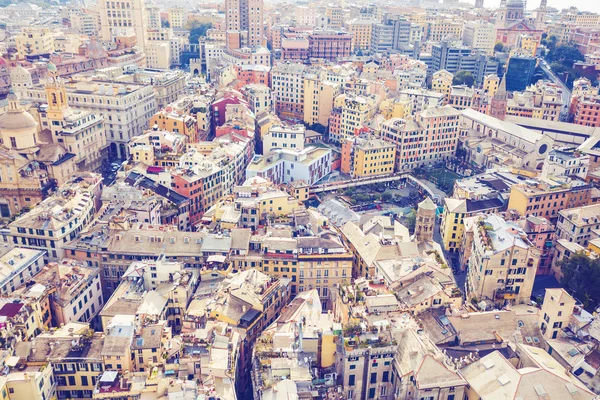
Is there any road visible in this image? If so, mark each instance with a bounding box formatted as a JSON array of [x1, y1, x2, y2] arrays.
[[539, 59, 572, 116]]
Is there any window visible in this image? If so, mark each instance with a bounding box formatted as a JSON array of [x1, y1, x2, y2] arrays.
[[348, 374, 355, 386], [68, 376, 76, 386], [382, 371, 389, 382], [81, 376, 88, 386], [370, 372, 377, 384], [368, 388, 376, 399]]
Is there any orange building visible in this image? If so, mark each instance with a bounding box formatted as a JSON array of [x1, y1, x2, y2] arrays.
[[234, 65, 270, 86], [574, 96, 600, 127], [149, 109, 199, 142]]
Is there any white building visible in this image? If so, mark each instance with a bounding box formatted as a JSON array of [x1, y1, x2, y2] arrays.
[[246, 146, 332, 185], [462, 21, 496, 55], [98, 0, 148, 49], [263, 124, 305, 154], [0, 248, 45, 295], [540, 148, 589, 180]]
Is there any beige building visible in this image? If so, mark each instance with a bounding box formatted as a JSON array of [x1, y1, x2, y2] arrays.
[[15, 28, 55, 57], [462, 20, 496, 55], [303, 73, 341, 127], [98, 0, 148, 49], [167, 7, 186, 28], [347, 19, 373, 52], [465, 214, 540, 308], [431, 70, 454, 100], [41, 65, 108, 172], [557, 204, 600, 247], [540, 288, 576, 340]]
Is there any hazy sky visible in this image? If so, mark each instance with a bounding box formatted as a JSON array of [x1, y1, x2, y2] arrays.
[[484, 0, 600, 13]]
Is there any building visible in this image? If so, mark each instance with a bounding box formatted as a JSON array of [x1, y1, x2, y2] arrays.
[[464, 214, 540, 308], [31, 259, 104, 327], [307, 31, 352, 61], [340, 135, 396, 178], [540, 288, 576, 340], [20, 79, 157, 159], [348, 19, 373, 52], [541, 148, 589, 180], [225, 0, 264, 49], [8, 173, 103, 261], [330, 93, 378, 144], [462, 21, 496, 55], [381, 106, 461, 171], [271, 63, 305, 120], [507, 178, 593, 220], [246, 146, 332, 185], [0, 248, 45, 295], [505, 56, 537, 92], [15, 28, 55, 57], [303, 72, 341, 127], [441, 196, 504, 253], [574, 95, 600, 127], [461, 350, 595, 400], [263, 124, 305, 154], [557, 204, 600, 247], [40, 65, 108, 172], [98, 0, 148, 49]]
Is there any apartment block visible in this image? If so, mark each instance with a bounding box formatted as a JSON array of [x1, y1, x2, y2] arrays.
[[341, 135, 396, 178], [557, 204, 600, 246], [271, 62, 306, 120], [464, 214, 540, 308]]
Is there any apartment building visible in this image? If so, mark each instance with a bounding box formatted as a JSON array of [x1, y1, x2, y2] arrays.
[[341, 135, 396, 178], [462, 20, 496, 55], [431, 69, 454, 100], [149, 109, 198, 142], [507, 178, 593, 220], [329, 93, 377, 144], [381, 105, 461, 170], [541, 148, 589, 180], [271, 62, 306, 120], [506, 81, 563, 122], [241, 84, 272, 116], [427, 19, 463, 42], [0, 248, 45, 295], [15, 28, 55, 57], [246, 146, 332, 185], [347, 19, 373, 52], [557, 204, 600, 246], [8, 173, 103, 261], [574, 95, 600, 127], [307, 31, 352, 61], [303, 72, 341, 127], [464, 214, 540, 307], [98, 0, 147, 49], [540, 288, 576, 340], [263, 124, 305, 154]]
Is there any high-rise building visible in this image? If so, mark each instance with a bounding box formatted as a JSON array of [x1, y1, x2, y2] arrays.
[[225, 0, 264, 49], [98, 0, 148, 49], [505, 56, 536, 91]]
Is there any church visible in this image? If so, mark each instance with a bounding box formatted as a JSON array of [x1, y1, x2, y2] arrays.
[[495, 0, 546, 48]]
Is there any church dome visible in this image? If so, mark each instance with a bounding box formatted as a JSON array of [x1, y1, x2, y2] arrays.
[[10, 64, 32, 84], [0, 92, 37, 131]]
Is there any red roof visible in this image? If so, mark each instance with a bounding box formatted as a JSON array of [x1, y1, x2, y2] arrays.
[[0, 303, 24, 318]]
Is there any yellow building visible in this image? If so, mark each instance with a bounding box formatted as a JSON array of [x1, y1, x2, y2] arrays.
[[441, 197, 504, 253], [341, 135, 396, 178], [516, 34, 539, 57], [303, 75, 341, 127], [149, 109, 198, 142], [347, 19, 373, 52], [431, 70, 454, 101], [287, 180, 310, 202], [168, 7, 186, 28], [207, 177, 302, 229], [483, 74, 500, 97], [588, 238, 600, 256], [15, 28, 55, 57]]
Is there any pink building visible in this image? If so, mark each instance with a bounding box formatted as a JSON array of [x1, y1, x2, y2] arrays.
[[519, 216, 555, 275]]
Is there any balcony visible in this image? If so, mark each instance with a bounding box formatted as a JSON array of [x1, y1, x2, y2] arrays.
[[495, 289, 516, 300]]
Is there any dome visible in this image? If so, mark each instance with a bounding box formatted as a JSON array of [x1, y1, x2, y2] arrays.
[[0, 94, 37, 131], [47, 62, 57, 72], [10, 64, 31, 81]]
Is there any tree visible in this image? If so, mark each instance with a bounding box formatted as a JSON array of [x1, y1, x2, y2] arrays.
[[187, 21, 213, 44], [559, 253, 600, 311], [381, 191, 393, 202], [494, 42, 505, 53], [549, 44, 585, 68], [405, 209, 417, 233], [162, 20, 170, 28], [452, 71, 475, 87]]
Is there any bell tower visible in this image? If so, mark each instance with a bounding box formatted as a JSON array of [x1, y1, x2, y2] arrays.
[[490, 75, 508, 121], [45, 62, 69, 121]]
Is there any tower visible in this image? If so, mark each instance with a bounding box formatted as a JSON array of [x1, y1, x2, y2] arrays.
[[415, 197, 436, 243], [225, 0, 264, 49], [495, 0, 508, 28], [44, 63, 69, 121], [475, 0, 484, 8], [535, 0, 547, 29], [490, 74, 508, 121]]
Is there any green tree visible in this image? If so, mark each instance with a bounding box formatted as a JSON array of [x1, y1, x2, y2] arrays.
[[559, 253, 600, 310], [405, 209, 417, 233], [452, 71, 475, 87], [549, 44, 585, 68], [187, 21, 213, 44], [494, 42, 505, 53], [381, 191, 393, 202]]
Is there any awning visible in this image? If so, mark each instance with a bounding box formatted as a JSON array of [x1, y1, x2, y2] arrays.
[[206, 255, 227, 263]]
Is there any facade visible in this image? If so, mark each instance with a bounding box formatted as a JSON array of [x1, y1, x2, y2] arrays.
[[98, 0, 148, 49], [307, 31, 353, 61], [0, 248, 45, 295], [557, 204, 600, 247], [381, 106, 461, 171], [465, 214, 540, 307], [462, 21, 496, 55], [225, 0, 264, 49], [263, 124, 305, 154], [246, 146, 332, 185], [271, 63, 305, 120], [539, 288, 576, 340], [341, 135, 396, 178]]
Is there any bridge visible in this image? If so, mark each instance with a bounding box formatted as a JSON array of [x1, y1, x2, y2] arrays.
[[310, 173, 439, 201]]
